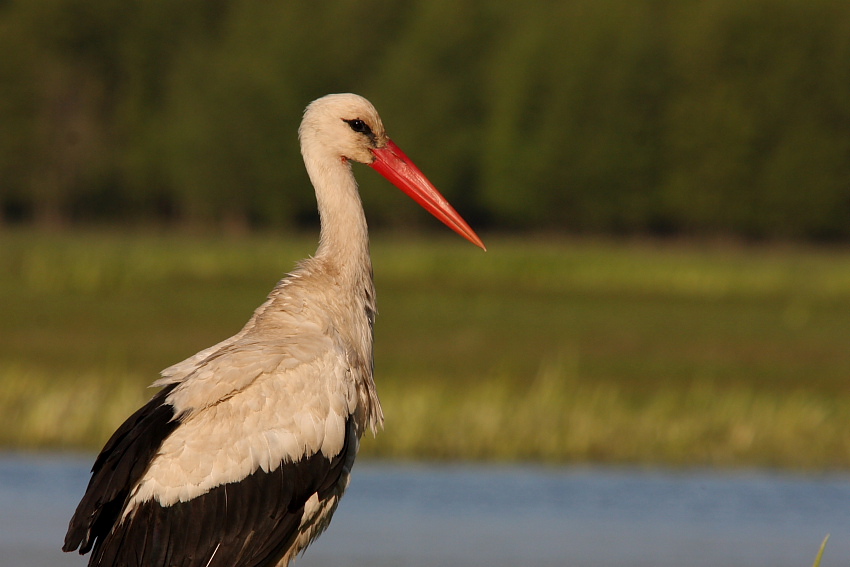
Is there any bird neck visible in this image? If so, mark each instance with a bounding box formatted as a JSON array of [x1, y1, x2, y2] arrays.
[[307, 155, 372, 283]]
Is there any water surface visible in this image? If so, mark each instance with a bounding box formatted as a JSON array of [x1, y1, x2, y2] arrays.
[[1, 453, 846, 566]]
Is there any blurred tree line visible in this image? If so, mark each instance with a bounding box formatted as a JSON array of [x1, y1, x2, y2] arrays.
[[2, 0, 850, 238]]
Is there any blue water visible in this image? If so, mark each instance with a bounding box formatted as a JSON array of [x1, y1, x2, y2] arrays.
[[1, 453, 847, 567]]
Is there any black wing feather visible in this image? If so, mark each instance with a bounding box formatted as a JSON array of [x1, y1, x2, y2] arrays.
[[63, 383, 181, 556], [68, 413, 356, 567]]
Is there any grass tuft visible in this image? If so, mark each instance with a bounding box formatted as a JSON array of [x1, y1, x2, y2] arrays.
[[364, 356, 850, 466], [812, 534, 829, 567]]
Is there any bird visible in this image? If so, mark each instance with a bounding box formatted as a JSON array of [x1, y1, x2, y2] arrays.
[[63, 93, 485, 567]]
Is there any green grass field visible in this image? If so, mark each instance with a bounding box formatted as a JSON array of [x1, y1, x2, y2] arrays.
[[1, 229, 849, 468]]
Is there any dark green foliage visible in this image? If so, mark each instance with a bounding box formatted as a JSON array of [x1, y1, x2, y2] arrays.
[[2, 0, 850, 238]]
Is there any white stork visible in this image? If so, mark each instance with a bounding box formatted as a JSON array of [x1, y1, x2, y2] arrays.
[[63, 93, 484, 566]]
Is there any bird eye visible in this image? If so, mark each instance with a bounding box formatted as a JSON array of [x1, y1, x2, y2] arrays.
[[344, 119, 373, 136]]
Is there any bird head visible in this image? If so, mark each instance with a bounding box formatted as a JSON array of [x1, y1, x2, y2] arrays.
[[300, 93, 388, 165], [300, 93, 485, 250]]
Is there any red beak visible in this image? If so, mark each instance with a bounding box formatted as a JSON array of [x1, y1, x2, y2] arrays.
[[369, 140, 486, 250]]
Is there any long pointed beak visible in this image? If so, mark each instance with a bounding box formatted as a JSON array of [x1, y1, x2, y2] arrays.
[[369, 140, 486, 250]]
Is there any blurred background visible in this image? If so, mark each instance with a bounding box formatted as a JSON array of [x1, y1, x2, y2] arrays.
[[3, 0, 850, 238], [1, 1, 850, 564], [2, 0, 850, 464]]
